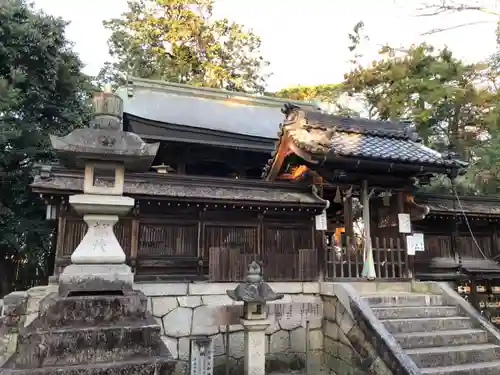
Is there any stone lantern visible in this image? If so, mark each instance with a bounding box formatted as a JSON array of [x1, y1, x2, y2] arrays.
[[227, 262, 283, 375], [50, 86, 159, 296], [0, 89, 175, 375]]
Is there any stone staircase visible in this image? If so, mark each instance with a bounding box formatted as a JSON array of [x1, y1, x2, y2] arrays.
[[363, 292, 500, 375]]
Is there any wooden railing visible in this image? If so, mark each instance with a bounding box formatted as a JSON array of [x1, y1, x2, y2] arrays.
[[325, 236, 409, 280], [208, 248, 318, 282]]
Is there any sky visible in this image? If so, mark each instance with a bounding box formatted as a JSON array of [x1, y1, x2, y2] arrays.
[[33, 0, 499, 91]]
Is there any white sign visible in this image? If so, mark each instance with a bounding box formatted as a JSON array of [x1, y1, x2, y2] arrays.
[[413, 233, 425, 251], [190, 337, 214, 375], [397, 213, 412, 234], [406, 233, 425, 255], [315, 210, 328, 231]]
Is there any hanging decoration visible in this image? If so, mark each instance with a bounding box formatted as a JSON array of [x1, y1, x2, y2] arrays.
[[334, 186, 342, 203], [383, 189, 392, 207]]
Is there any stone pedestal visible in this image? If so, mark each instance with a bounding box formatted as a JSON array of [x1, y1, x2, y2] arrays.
[[70, 214, 125, 264], [241, 318, 270, 375], [57, 194, 135, 297]]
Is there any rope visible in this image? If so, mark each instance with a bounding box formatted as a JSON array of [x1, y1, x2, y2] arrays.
[[452, 185, 488, 260]]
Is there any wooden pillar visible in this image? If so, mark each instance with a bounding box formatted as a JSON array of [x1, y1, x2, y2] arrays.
[[344, 194, 354, 239], [397, 192, 412, 279], [130, 204, 140, 276], [52, 200, 68, 279]]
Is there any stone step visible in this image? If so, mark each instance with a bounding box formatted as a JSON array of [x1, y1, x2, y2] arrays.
[[362, 293, 445, 307], [421, 360, 500, 375], [2, 355, 175, 375], [394, 329, 488, 349], [14, 316, 162, 368], [382, 316, 473, 334], [36, 291, 148, 328], [372, 306, 459, 320], [406, 343, 500, 368]]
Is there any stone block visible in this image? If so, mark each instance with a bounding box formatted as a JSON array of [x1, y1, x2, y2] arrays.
[[191, 305, 219, 335], [135, 282, 188, 297], [324, 354, 366, 375], [177, 296, 201, 308], [308, 329, 323, 350], [324, 320, 340, 341], [270, 330, 290, 354], [278, 315, 302, 331], [382, 316, 472, 334], [173, 360, 189, 375], [323, 297, 336, 320], [152, 297, 178, 318], [338, 307, 354, 334], [269, 282, 302, 294], [24, 313, 37, 328], [395, 328, 487, 349], [308, 317, 322, 330], [15, 315, 163, 368], [346, 325, 376, 362], [266, 319, 280, 335], [303, 282, 320, 294], [291, 294, 321, 304], [3, 292, 28, 316], [407, 344, 500, 368], [362, 294, 444, 307], [154, 316, 164, 334], [229, 331, 244, 359], [189, 283, 237, 296], [212, 333, 225, 356], [202, 294, 233, 306], [162, 307, 192, 337], [290, 327, 306, 353], [220, 324, 243, 333], [371, 305, 458, 320], [162, 336, 178, 359], [178, 337, 190, 360], [57, 263, 134, 297], [369, 356, 393, 375], [37, 291, 147, 327]]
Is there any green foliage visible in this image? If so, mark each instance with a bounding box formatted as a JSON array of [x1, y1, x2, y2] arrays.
[[0, 0, 93, 295], [343, 43, 493, 157], [271, 83, 360, 117], [272, 84, 344, 102], [101, 0, 269, 92]]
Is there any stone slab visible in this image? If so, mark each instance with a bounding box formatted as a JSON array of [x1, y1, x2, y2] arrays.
[[15, 316, 162, 368], [213, 302, 323, 326], [58, 263, 133, 297], [2, 355, 175, 375], [36, 291, 147, 328]]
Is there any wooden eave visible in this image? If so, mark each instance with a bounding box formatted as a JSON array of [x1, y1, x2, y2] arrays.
[[31, 166, 326, 211], [125, 113, 276, 153]]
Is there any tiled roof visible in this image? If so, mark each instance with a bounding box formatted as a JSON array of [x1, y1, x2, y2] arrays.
[[116, 78, 318, 139], [282, 106, 466, 167], [415, 195, 500, 216]]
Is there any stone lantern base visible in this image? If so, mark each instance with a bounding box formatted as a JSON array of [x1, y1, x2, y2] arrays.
[[241, 318, 270, 375]]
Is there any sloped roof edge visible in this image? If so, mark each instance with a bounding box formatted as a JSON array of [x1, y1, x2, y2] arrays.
[[121, 76, 319, 109]]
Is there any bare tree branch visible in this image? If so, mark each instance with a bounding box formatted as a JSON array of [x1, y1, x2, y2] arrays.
[[417, 0, 500, 17], [421, 20, 493, 35], [412, 0, 500, 34]]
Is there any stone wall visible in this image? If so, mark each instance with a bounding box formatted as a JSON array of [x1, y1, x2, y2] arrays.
[[135, 282, 324, 375], [323, 294, 393, 375]]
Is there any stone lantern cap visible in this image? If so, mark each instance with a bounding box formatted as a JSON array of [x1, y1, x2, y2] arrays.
[[226, 261, 284, 303], [49, 129, 159, 172], [49, 89, 159, 172]]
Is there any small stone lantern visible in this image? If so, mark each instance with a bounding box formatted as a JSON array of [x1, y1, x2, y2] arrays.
[[227, 262, 283, 375]]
